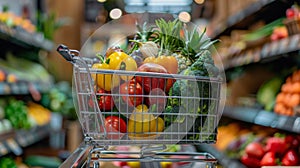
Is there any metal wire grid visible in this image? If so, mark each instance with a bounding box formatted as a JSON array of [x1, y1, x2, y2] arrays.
[[72, 56, 222, 146]]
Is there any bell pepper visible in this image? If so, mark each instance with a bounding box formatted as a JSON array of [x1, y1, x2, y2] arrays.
[[107, 52, 129, 70], [143, 55, 179, 74], [143, 56, 156, 64], [91, 62, 120, 91], [134, 104, 149, 113], [128, 104, 165, 138], [119, 56, 138, 81]]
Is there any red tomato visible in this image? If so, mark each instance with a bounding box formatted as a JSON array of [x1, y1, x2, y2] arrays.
[[260, 152, 277, 166], [245, 142, 265, 159], [105, 116, 127, 133], [265, 137, 288, 155], [240, 154, 261, 168], [119, 79, 143, 107], [285, 135, 300, 149], [135, 63, 168, 93], [97, 88, 114, 111], [282, 150, 299, 166], [286, 8, 296, 19]]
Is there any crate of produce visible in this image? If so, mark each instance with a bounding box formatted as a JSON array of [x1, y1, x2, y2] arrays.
[[284, 18, 300, 35]]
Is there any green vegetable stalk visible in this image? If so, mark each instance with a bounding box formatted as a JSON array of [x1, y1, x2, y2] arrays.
[[164, 49, 219, 141]]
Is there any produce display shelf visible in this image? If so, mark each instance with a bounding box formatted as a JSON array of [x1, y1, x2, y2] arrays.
[[223, 106, 300, 134], [196, 144, 246, 168], [209, 0, 295, 39], [223, 34, 300, 70], [0, 81, 53, 95], [0, 24, 54, 51], [0, 124, 50, 157]]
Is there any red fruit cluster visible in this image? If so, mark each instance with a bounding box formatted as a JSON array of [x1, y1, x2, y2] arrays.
[[241, 134, 300, 168]]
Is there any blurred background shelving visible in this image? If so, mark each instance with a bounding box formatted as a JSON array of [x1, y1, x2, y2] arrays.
[[1, 0, 300, 167]]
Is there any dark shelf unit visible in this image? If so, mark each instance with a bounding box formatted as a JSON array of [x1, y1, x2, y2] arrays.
[[0, 81, 53, 95], [223, 106, 300, 134], [207, 1, 300, 167], [224, 34, 300, 70], [0, 124, 50, 157], [197, 106, 300, 168], [0, 24, 54, 52], [210, 0, 296, 39]]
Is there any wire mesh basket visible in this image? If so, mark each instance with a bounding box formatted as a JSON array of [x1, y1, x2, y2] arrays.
[[57, 44, 222, 145], [57, 14, 226, 168]]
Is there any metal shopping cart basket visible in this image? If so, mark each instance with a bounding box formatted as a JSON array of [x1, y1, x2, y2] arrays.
[[57, 15, 225, 168]]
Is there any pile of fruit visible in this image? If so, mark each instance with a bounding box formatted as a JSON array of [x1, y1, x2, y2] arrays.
[[89, 18, 220, 141], [0, 11, 36, 33], [241, 133, 300, 167], [274, 69, 300, 116], [216, 123, 300, 167], [0, 97, 51, 132]]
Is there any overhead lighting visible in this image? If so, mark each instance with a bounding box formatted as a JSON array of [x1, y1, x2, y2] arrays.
[[194, 0, 205, 4], [97, 0, 107, 2], [178, 11, 191, 23], [109, 8, 122, 19], [148, 0, 192, 5], [124, 0, 192, 14]]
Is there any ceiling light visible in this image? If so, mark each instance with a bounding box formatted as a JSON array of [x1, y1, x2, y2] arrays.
[[97, 0, 107, 2], [178, 11, 191, 23], [109, 8, 122, 20], [194, 0, 205, 4]]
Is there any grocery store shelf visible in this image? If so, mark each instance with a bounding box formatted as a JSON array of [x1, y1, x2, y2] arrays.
[[0, 124, 50, 157], [196, 144, 246, 168], [0, 81, 53, 95], [0, 24, 54, 51], [223, 34, 300, 70], [210, 0, 293, 39], [223, 106, 300, 134]]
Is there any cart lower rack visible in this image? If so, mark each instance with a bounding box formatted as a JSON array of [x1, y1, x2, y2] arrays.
[[61, 143, 218, 168]]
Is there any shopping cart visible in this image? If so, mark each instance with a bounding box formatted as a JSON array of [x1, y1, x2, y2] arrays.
[[57, 40, 223, 167]]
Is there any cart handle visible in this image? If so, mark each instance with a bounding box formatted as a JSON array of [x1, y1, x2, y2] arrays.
[[57, 44, 79, 62]]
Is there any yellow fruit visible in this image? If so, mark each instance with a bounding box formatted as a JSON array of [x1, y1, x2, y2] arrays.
[[128, 104, 165, 139], [153, 117, 164, 133], [91, 62, 120, 91], [118, 56, 137, 81], [160, 161, 172, 168], [27, 102, 51, 126], [127, 161, 141, 168], [107, 52, 129, 70], [143, 56, 156, 64]]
